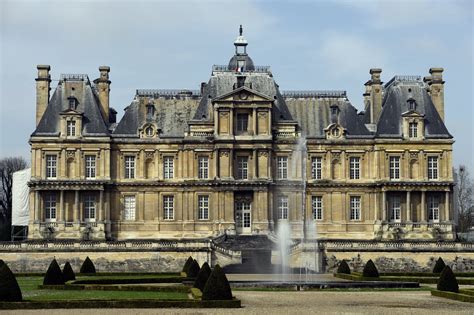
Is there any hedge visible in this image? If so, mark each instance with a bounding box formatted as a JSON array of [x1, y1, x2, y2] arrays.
[[43, 259, 65, 285], [80, 257, 96, 274], [202, 265, 232, 301], [0, 260, 22, 302], [62, 262, 76, 282], [194, 262, 212, 291]]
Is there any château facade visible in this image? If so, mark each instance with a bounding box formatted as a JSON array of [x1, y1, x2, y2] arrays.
[[28, 28, 454, 241]]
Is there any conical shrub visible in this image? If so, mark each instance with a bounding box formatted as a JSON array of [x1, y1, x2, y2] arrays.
[[193, 262, 212, 291], [433, 257, 446, 273], [62, 261, 76, 282], [43, 258, 65, 285], [187, 259, 201, 278], [362, 259, 379, 278], [202, 264, 232, 300], [437, 266, 459, 293], [80, 256, 96, 274], [0, 260, 22, 301], [182, 256, 193, 274], [336, 259, 351, 274]]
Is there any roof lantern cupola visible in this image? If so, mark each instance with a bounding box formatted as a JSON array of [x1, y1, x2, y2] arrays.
[[228, 25, 255, 72]]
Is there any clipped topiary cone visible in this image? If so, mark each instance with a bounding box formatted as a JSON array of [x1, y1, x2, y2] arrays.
[[80, 256, 96, 274], [187, 259, 201, 278], [336, 259, 351, 274], [43, 258, 65, 285], [182, 256, 193, 274], [202, 264, 232, 300], [362, 259, 379, 278], [433, 257, 446, 273], [0, 260, 22, 301], [193, 262, 212, 291], [62, 261, 76, 282], [437, 265, 459, 293]]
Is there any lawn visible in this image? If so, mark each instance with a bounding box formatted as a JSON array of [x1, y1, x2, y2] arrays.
[[17, 277, 189, 301]]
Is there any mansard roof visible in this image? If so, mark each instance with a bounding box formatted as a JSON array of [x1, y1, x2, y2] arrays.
[[33, 75, 109, 137], [376, 76, 451, 138]]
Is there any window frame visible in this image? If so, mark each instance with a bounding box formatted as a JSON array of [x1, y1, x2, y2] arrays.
[[277, 156, 288, 179], [124, 155, 136, 179], [390, 195, 401, 223], [163, 156, 174, 180], [198, 156, 209, 179], [277, 195, 289, 220], [163, 195, 174, 220], [427, 156, 439, 180], [198, 195, 209, 220], [312, 196, 323, 221], [44, 193, 57, 222], [350, 196, 361, 221], [389, 156, 401, 180], [349, 156, 361, 180], [67, 120, 76, 137], [84, 195, 96, 221], [409, 122, 418, 138], [123, 195, 136, 221], [311, 156, 323, 180], [236, 113, 249, 133], [85, 155, 96, 179], [46, 154, 57, 179], [236, 156, 249, 180]]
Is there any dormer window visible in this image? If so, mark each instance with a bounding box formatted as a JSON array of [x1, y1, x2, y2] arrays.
[[331, 106, 339, 116], [408, 98, 417, 111], [67, 120, 76, 137], [409, 122, 418, 138], [145, 126, 154, 137], [325, 124, 345, 140], [68, 97, 77, 110], [146, 104, 155, 118], [331, 128, 340, 137]]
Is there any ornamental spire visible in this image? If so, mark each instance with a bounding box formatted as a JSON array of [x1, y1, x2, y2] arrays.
[[239, 24, 243, 36]]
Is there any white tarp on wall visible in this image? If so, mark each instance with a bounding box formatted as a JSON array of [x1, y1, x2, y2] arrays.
[[12, 168, 31, 226]]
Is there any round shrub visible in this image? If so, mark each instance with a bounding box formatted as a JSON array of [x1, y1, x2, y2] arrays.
[[336, 260, 351, 274], [187, 259, 201, 278], [193, 262, 212, 291], [0, 260, 22, 301], [362, 259, 379, 278], [62, 261, 76, 282], [182, 256, 193, 274], [43, 258, 65, 285], [433, 257, 446, 273], [437, 265, 459, 293], [202, 264, 232, 300], [80, 256, 96, 274]]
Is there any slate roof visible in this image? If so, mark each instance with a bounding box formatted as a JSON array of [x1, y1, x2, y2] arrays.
[[376, 77, 451, 138], [33, 77, 109, 136]]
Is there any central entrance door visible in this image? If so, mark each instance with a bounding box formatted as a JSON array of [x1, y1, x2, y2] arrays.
[[235, 198, 252, 235]]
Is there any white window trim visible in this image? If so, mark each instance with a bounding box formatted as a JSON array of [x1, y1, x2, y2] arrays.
[[311, 156, 323, 180], [85, 155, 97, 179], [350, 196, 361, 221], [46, 154, 58, 179], [390, 196, 401, 223], [428, 195, 440, 223], [198, 156, 209, 179], [163, 156, 174, 180], [312, 196, 323, 221], [123, 195, 136, 221], [163, 195, 174, 220], [277, 156, 288, 179], [349, 157, 361, 180], [84, 195, 96, 222], [427, 156, 439, 180], [277, 196, 289, 220], [44, 194, 57, 222], [236, 156, 249, 180], [124, 155, 136, 179], [198, 195, 209, 220], [389, 156, 401, 180]]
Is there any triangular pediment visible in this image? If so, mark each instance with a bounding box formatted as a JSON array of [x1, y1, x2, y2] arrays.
[[212, 86, 274, 102], [59, 108, 82, 116], [401, 110, 424, 117]]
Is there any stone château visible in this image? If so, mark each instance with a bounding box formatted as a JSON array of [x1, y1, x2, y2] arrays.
[[28, 27, 454, 243]]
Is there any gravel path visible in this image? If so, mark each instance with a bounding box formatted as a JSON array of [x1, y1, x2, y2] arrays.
[[1, 291, 472, 315]]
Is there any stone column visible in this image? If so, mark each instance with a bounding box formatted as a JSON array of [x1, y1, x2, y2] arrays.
[[229, 108, 234, 135], [252, 108, 257, 135], [252, 150, 257, 179], [406, 191, 411, 222], [382, 190, 387, 221], [59, 190, 64, 222], [445, 191, 450, 222], [74, 190, 79, 222], [34, 190, 40, 222], [99, 190, 104, 222], [421, 190, 426, 222]]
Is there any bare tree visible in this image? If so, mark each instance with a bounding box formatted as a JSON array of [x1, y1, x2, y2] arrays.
[[455, 165, 473, 234], [0, 157, 28, 223]]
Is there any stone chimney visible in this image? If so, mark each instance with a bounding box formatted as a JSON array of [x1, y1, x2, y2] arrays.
[[35, 65, 51, 126], [94, 66, 111, 122], [428, 67, 445, 121], [368, 68, 383, 124]]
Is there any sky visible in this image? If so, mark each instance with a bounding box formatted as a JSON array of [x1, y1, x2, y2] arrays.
[[0, 0, 473, 171]]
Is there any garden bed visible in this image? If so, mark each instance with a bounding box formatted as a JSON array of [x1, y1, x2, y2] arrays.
[[335, 273, 474, 285], [431, 289, 474, 303]]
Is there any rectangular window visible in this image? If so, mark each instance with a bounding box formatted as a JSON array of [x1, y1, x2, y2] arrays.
[[350, 196, 361, 221], [409, 122, 418, 138], [349, 157, 360, 180], [312, 196, 323, 220], [44, 194, 57, 221], [237, 156, 248, 180], [85, 155, 96, 179], [428, 196, 440, 222], [278, 196, 289, 220], [428, 156, 438, 180], [198, 156, 209, 179], [277, 156, 288, 179], [67, 120, 76, 137], [389, 156, 400, 180], [124, 156, 135, 179], [236, 113, 249, 132], [84, 195, 96, 220], [198, 195, 209, 220], [163, 196, 174, 220], [311, 157, 322, 180], [46, 155, 57, 179], [163, 156, 174, 179], [390, 196, 401, 222], [123, 196, 136, 221]]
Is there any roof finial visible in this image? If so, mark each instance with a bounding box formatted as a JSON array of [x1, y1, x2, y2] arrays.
[[239, 25, 243, 36]]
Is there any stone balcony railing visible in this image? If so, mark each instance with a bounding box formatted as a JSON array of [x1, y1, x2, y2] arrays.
[[320, 240, 474, 252]]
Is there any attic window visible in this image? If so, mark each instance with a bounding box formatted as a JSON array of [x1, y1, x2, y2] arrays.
[[146, 104, 155, 118], [331, 128, 340, 137], [408, 99, 417, 111], [145, 126, 154, 137], [331, 105, 339, 116], [68, 97, 77, 110]]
